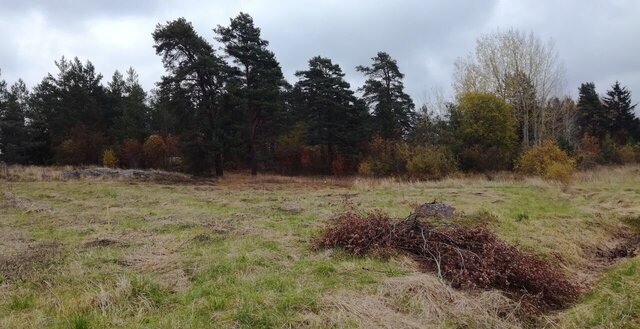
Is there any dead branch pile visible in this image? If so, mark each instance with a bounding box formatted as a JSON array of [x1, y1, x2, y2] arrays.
[[313, 212, 580, 312]]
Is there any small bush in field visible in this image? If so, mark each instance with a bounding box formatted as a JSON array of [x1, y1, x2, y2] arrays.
[[516, 140, 576, 183], [274, 125, 305, 175], [102, 149, 118, 168], [121, 139, 143, 168], [406, 145, 457, 180], [600, 135, 618, 164], [576, 133, 601, 169], [615, 144, 636, 164], [331, 153, 347, 176], [300, 146, 323, 174], [163, 135, 179, 158], [358, 135, 409, 176], [55, 124, 107, 165], [143, 134, 166, 168]]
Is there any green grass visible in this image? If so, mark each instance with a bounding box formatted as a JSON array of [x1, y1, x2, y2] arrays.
[[8, 295, 35, 311], [1, 166, 640, 328], [558, 258, 640, 328]]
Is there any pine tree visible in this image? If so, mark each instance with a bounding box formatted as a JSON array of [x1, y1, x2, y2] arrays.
[[603, 81, 639, 143], [28, 57, 108, 164], [357, 52, 415, 140], [0, 72, 11, 162], [153, 18, 231, 176], [577, 82, 609, 140], [110, 68, 150, 141], [215, 12, 287, 176], [293, 56, 370, 173], [0, 80, 31, 164]]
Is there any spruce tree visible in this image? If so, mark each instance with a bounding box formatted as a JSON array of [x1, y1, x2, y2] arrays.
[[603, 81, 639, 143], [577, 82, 609, 140], [215, 12, 287, 176], [357, 52, 415, 140]]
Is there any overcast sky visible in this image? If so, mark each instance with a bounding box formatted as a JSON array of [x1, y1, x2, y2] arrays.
[[1, 0, 639, 106]]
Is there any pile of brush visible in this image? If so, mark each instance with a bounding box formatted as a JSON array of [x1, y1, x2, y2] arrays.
[[313, 210, 580, 312]]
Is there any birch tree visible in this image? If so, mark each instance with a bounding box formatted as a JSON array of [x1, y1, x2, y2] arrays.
[[453, 29, 565, 148]]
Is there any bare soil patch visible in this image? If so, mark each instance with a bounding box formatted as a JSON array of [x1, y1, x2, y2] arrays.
[[84, 238, 126, 248], [0, 241, 61, 282]]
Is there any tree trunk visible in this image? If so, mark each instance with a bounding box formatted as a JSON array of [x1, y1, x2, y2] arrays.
[[250, 142, 257, 176], [249, 112, 259, 176], [523, 109, 530, 148], [214, 153, 223, 177], [327, 143, 335, 175]]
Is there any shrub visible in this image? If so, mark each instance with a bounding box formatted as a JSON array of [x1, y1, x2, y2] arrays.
[[300, 146, 324, 174], [102, 149, 118, 168], [163, 135, 179, 158], [358, 135, 409, 177], [576, 133, 601, 169], [179, 130, 216, 175], [600, 135, 617, 164], [55, 124, 107, 165], [331, 153, 347, 176], [635, 143, 640, 162], [120, 139, 143, 168], [143, 134, 166, 168], [162, 135, 180, 170], [406, 145, 457, 180], [274, 125, 306, 175], [516, 140, 576, 183], [455, 92, 517, 171], [615, 144, 636, 164]]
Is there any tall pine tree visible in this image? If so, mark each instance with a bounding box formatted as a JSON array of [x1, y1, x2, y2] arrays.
[[357, 52, 415, 140], [215, 12, 287, 176], [109, 68, 150, 141], [293, 56, 370, 173], [153, 18, 231, 176], [0, 71, 6, 160], [0, 80, 31, 164], [28, 57, 108, 164]]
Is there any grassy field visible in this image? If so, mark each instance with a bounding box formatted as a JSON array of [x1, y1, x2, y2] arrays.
[[1, 166, 639, 328]]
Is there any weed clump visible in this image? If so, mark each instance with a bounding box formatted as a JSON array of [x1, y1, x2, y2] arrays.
[[313, 211, 580, 312]]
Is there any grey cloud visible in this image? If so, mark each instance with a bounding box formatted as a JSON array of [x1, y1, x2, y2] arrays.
[[0, 0, 638, 109]]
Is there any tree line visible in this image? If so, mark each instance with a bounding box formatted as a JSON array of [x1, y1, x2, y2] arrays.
[[1, 14, 638, 178]]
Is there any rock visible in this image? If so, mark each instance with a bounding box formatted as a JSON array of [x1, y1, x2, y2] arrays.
[[61, 167, 194, 183], [413, 201, 455, 219]]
